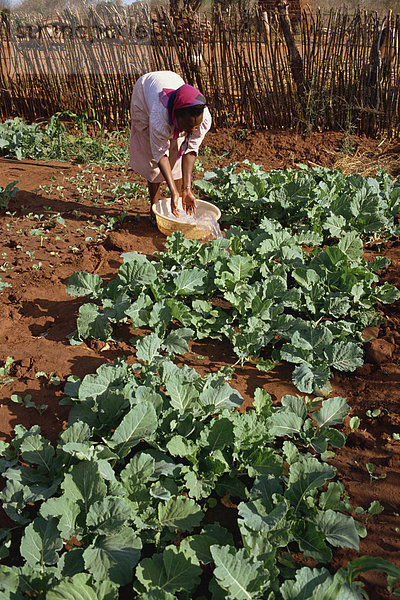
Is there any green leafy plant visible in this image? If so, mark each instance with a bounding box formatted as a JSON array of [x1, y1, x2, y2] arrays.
[[66, 224, 399, 394], [0, 181, 18, 211], [0, 357, 14, 385], [10, 394, 48, 414], [194, 162, 400, 240], [0, 276, 11, 291], [35, 371, 61, 386], [0, 349, 399, 598], [110, 181, 146, 204], [366, 463, 387, 482], [0, 113, 129, 165]]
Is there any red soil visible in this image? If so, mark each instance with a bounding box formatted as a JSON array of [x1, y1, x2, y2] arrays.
[[0, 128, 399, 598]]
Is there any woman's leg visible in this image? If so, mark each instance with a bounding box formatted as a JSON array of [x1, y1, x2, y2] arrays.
[[148, 179, 182, 205], [148, 181, 161, 224], [148, 181, 162, 206]]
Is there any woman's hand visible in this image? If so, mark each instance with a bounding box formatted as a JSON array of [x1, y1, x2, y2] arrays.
[[170, 189, 180, 218], [182, 188, 197, 215]]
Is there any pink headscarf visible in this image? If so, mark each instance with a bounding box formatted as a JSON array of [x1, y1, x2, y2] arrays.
[[159, 84, 206, 157]]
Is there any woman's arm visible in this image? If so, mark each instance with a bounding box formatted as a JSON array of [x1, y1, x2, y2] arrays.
[[181, 151, 197, 215], [158, 155, 180, 217]]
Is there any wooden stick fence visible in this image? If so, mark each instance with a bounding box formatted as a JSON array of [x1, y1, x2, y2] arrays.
[[0, 5, 399, 136]]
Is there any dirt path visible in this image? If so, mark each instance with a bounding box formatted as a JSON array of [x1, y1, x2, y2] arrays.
[[0, 128, 399, 598]]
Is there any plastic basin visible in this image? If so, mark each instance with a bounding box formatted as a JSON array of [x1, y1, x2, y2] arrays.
[[152, 197, 221, 240]]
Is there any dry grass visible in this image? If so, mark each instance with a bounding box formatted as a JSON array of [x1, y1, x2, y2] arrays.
[[333, 145, 400, 178]]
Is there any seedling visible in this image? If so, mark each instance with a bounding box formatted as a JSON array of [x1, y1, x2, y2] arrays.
[[0, 357, 14, 385], [35, 371, 61, 386], [10, 393, 48, 413], [0, 277, 11, 290], [104, 210, 128, 231], [366, 463, 387, 482], [356, 500, 384, 520], [349, 416, 360, 431], [366, 408, 381, 418], [0, 181, 19, 210], [110, 181, 145, 203]]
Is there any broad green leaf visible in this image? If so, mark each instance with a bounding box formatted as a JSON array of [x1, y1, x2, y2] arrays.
[[58, 548, 85, 578], [136, 545, 201, 593], [200, 417, 234, 452], [319, 482, 352, 512], [40, 496, 80, 539], [280, 566, 331, 600], [78, 363, 128, 402], [324, 214, 347, 237], [149, 302, 172, 336], [136, 333, 162, 364], [285, 457, 336, 510], [238, 500, 288, 533], [183, 470, 213, 500], [47, 573, 99, 600], [110, 402, 158, 458], [211, 545, 266, 600], [338, 232, 363, 260], [60, 421, 91, 445], [125, 293, 152, 328], [180, 525, 234, 565], [162, 328, 194, 355], [20, 516, 63, 567], [252, 388, 272, 415], [325, 342, 364, 372], [281, 395, 307, 420], [292, 268, 320, 289], [244, 446, 283, 478], [117, 257, 158, 288], [166, 436, 198, 458], [215, 473, 248, 500], [226, 255, 256, 282], [310, 428, 346, 453], [83, 528, 142, 585], [372, 282, 400, 304], [292, 521, 332, 563], [134, 387, 164, 414], [314, 510, 359, 549], [292, 363, 330, 394], [290, 324, 333, 353], [199, 383, 243, 410], [158, 496, 203, 531], [0, 565, 19, 594], [120, 453, 155, 494], [136, 590, 176, 600], [314, 397, 350, 429], [62, 461, 107, 517], [164, 379, 198, 412], [268, 412, 304, 438], [86, 496, 132, 534], [173, 269, 207, 295], [77, 303, 113, 340], [67, 272, 103, 298], [19, 434, 55, 472]]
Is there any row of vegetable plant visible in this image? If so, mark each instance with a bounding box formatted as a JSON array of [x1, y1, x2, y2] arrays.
[[2, 162, 400, 598], [1, 349, 399, 599], [66, 222, 399, 394], [0, 114, 129, 164], [195, 162, 400, 239]]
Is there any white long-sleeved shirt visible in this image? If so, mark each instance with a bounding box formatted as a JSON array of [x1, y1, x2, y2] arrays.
[[131, 71, 212, 163]]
